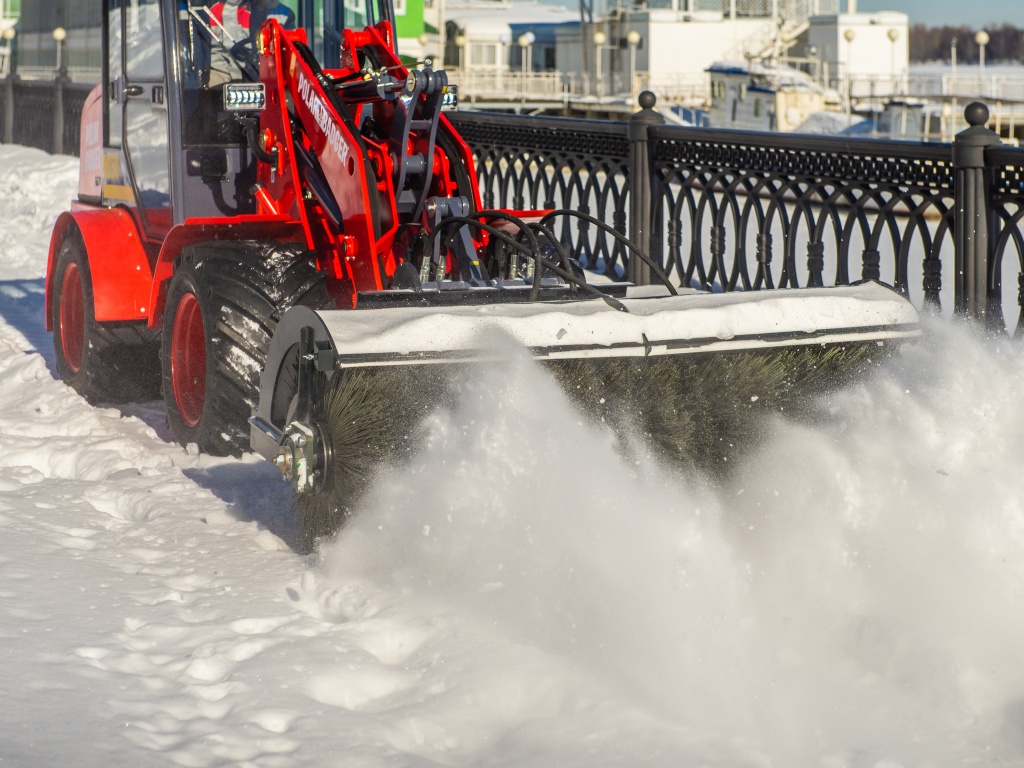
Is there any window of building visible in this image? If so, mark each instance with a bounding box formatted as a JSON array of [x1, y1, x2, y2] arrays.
[[469, 42, 496, 66]]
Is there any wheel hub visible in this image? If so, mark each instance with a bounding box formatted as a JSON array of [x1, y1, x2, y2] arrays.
[[170, 292, 206, 428], [59, 262, 85, 373], [275, 421, 317, 493]]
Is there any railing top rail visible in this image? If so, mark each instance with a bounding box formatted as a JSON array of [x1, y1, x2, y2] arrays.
[[448, 110, 628, 136], [647, 123, 955, 164], [448, 111, 631, 161], [11, 79, 96, 95], [988, 145, 1024, 166]]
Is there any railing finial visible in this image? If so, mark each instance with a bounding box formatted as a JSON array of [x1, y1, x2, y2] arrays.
[[963, 101, 989, 128]]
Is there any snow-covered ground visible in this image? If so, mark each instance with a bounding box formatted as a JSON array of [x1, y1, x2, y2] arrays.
[[3, 144, 1024, 767]]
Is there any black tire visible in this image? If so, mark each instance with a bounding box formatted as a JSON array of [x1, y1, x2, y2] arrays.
[[51, 232, 160, 404], [160, 240, 330, 456]]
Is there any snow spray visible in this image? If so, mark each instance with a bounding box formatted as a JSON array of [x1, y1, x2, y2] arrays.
[[317, 319, 1024, 766]]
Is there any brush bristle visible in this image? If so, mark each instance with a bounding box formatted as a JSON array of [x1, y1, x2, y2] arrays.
[[293, 340, 894, 549], [293, 365, 453, 551], [548, 342, 884, 474]]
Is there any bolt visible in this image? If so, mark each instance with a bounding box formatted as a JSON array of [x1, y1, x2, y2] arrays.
[[273, 447, 294, 477]]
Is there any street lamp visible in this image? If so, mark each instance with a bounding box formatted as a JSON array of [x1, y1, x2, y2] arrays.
[[454, 33, 466, 70], [806, 43, 819, 80], [975, 29, 989, 78], [593, 29, 606, 97], [1, 25, 13, 72], [886, 27, 899, 90], [52, 26, 67, 76], [517, 31, 534, 76], [843, 28, 855, 124], [626, 29, 641, 102]]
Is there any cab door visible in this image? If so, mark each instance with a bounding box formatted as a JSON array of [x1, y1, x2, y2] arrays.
[[113, 0, 173, 240]]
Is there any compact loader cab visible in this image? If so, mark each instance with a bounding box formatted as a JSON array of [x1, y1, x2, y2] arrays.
[[47, 0, 489, 457], [96, 0, 395, 234]]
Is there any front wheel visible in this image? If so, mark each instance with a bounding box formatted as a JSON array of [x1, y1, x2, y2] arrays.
[[160, 241, 329, 456]]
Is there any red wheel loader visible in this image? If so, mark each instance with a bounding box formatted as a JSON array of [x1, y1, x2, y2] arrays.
[[47, 0, 919, 547]]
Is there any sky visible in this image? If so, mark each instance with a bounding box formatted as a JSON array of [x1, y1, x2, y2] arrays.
[[857, 0, 1020, 27]]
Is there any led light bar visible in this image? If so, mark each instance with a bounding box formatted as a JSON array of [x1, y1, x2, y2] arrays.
[[223, 83, 266, 111]]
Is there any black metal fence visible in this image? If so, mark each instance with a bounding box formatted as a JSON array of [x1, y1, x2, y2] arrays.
[[4, 78, 1023, 332], [451, 97, 1024, 334], [1, 75, 93, 155]]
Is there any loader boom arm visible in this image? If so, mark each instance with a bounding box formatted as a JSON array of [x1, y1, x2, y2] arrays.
[[249, 19, 478, 305]]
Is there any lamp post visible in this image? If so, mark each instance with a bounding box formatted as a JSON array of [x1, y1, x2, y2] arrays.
[[843, 27, 855, 123], [454, 33, 466, 70], [886, 27, 898, 93], [626, 29, 641, 103], [1, 25, 13, 76], [52, 26, 67, 76], [975, 29, 989, 80], [517, 31, 534, 76], [51, 27, 69, 154], [806, 43, 819, 82], [593, 29, 606, 98], [517, 31, 534, 107]]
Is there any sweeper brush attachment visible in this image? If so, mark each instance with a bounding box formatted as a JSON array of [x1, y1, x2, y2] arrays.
[[291, 365, 454, 549], [251, 283, 919, 550]]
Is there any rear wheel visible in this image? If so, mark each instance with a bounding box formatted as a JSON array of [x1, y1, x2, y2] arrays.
[[160, 241, 330, 456], [52, 234, 160, 403]]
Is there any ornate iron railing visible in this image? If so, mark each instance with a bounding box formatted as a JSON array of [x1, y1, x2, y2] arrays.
[[990, 145, 1024, 332], [646, 127, 956, 307], [451, 100, 1024, 333], [448, 111, 633, 277], [4, 79, 1023, 332], [1, 77, 93, 155]]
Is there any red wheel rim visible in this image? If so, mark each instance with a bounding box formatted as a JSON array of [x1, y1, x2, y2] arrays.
[[59, 262, 85, 373], [171, 292, 206, 428]]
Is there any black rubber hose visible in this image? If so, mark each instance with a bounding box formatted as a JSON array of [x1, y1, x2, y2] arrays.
[[241, 118, 279, 166], [462, 210, 550, 300], [537, 209, 678, 296], [456, 211, 576, 301], [441, 209, 541, 284], [425, 216, 628, 313]]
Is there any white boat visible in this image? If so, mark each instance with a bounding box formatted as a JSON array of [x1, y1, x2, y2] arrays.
[[706, 60, 841, 132]]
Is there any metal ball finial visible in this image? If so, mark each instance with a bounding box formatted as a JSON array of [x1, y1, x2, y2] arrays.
[[964, 102, 989, 127], [638, 91, 656, 110]]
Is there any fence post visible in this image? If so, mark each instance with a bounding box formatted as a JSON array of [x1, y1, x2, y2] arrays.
[[2, 71, 14, 145], [952, 101, 1001, 326], [627, 90, 664, 286], [53, 70, 68, 155]]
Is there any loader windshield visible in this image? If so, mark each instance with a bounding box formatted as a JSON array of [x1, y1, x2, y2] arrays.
[[177, 1, 298, 145], [177, 0, 390, 145], [306, 0, 389, 71]]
